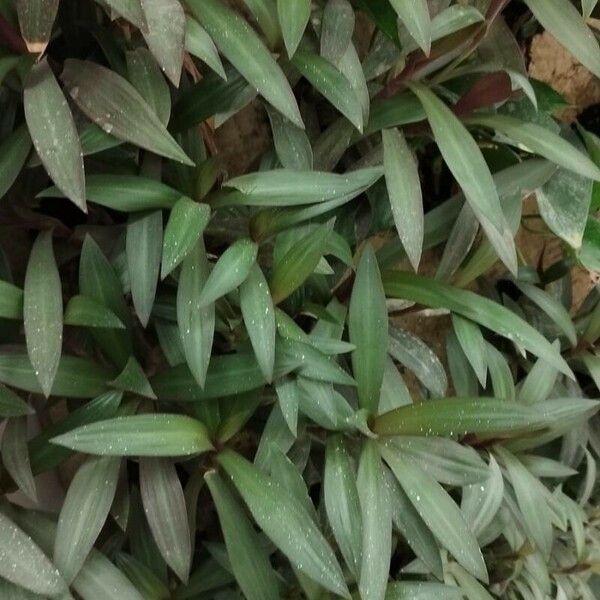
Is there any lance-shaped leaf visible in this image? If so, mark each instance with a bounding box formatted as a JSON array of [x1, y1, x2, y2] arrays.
[[358, 440, 391, 600], [80, 235, 132, 369], [277, 0, 310, 57], [0, 124, 32, 200], [217, 450, 349, 598], [54, 456, 120, 583], [198, 238, 258, 307], [24, 231, 63, 398], [0, 512, 67, 596], [349, 244, 388, 414], [140, 0, 184, 86], [126, 47, 171, 125], [0, 280, 23, 320], [468, 114, 600, 181], [240, 265, 276, 383], [524, 0, 600, 79], [17, 0, 59, 53], [40, 175, 183, 211], [185, 16, 226, 79], [270, 220, 333, 304], [266, 105, 313, 170], [109, 356, 156, 399], [381, 443, 488, 582], [127, 210, 163, 327], [104, 0, 146, 28], [292, 49, 363, 132], [495, 446, 553, 559], [177, 239, 215, 388], [205, 471, 279, 600], [187, 0, 302, 127], [140, 458, 191, 582], [240, 0, 280, 48], [1, 417, 37, 502], [451, 314, 487, 387], [224, 166, 383, 206], [382, 271, 573, 377], [409, 83, 516, 274], [388, 327, 447, 397], [162, 198, 210, 278], [115, 553, 170, 599], [24, 59, 86, 211], [389, 0, 431, 55], [373, 397, 542, 437], [0, 385, 32, 417], [321, 0, 355, 65], [324, 436, 362, 578], [382, 128, 423, 271], [64, 295, 125, 329], [51, 414, 213, 456], [61, 59, 192, 165]]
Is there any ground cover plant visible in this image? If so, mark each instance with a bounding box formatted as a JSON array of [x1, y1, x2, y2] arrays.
[[0, 0, 600, 598]]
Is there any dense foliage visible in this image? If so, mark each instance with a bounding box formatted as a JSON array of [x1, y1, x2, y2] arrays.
[[1, 0, 600, 598]]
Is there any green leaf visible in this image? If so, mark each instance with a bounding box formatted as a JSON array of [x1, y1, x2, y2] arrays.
[[115, 553, 171, 600], [126, 47, 171, 125], [389, 0, 431, 55], [162, 198, 210, 278], [381, 444, 487, 582], [217, 450, 349, 598], [140, 0, 185, 86], [187, 0, 302, 127], [54, 455, 120, 582], [127, 210, 163, 327], [177, 239, 215, 388], [373, 397, 542, 437], [140, 458, 191, 582], [0, 511, 66, 596], [24, 231, 63, 397], [1, 417, 37, 502], [17, 0, 59, 53], [40, 174, 184, 212], [0, 280, 23, 320], [0, 384, 32, 417], [485, 343, 515, 402], [536, 166, 591, 249], [24, 59, 86, 211], [495, 446, 553, 559], [388, 436, 488, 486], [240, 265, 276, 383], [198, 238, 257, 306], [515, 281, 577, 346], [61, 59, 192, 165], [382, 271, 573, 377], [353, 0, 399, 45], [385, 582, 463, 599], [51, 414, 213, 456], [0, 124, 32, 200], [205, 471, 279, 600], [468, 114, 600, 181], [270, 220, 333, 303], [109, 356, 156, 399], [446, 563, 494, 600], [409, 83, 516, 274], [103, 0, 146, 28], [239, 0, 280, 48], [451, 314, 487, 387], [324, 436, 362, 578], [358, 439, 391, 600], [266, 105, 313, 170], [64, 294, 125, 329], [388, 327, 447, 397], [321, 0, 355, 65], [277, 0, 310, 57], [79, 235, 133, 368], [292, 49, 363, 131], [349, 244, 388, 414], [524, 0, 600, 79], [382, 128, 423, 271], [224, 166, 382, 207], [185, 16, 226, 79]]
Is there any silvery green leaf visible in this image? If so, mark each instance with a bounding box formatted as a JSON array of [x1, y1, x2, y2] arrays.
[[385, 582, 463, 599], [266, 105, 313, 170], [338, 41, 370, 123], [485, 343, 515, 402], [519, 455, 577, 478], [185, 16, 226, 80], [388, 327, 447, 397], [321, 0, 355, 65], [517, 341, 560, 404], [378, 356, 412, 413], [103, 0, 146, 29], [274, 376, 299, 435], [240, 0, 280, 48], [1, 417, 37, 502], [451, 314, 487, 387], [277, 0, 311, 57], [447, 562, 494, 600], [17, 0, 59, 53], [297, 377, 353, 430], [389, 0, 432, 55]]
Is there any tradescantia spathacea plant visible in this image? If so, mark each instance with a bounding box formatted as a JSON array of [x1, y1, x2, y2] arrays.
[[1, 0, 600, 597]]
